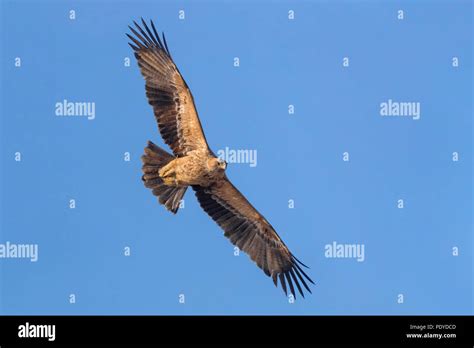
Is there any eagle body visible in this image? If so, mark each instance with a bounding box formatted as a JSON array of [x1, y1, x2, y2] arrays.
[[159, 150, 226, 187], [128, 19, 314, 299]]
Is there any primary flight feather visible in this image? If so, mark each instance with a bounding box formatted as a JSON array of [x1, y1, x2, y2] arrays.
[[128, 19, 314, 299]]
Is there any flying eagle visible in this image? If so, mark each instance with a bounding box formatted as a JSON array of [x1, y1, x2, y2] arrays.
[[127, 19, 314, 298]]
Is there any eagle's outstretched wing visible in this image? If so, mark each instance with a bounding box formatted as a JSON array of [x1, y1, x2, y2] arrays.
[[193, 178, 314, 298], [128, 19, 210, 156]]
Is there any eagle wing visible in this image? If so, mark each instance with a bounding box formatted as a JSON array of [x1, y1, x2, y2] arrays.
[[128, 19, 210, 156], [193, 178, 314, 298]]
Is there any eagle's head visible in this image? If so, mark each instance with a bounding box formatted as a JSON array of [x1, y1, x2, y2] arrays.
[[208, 157, 227, 172], [217, 158, 227, 170]]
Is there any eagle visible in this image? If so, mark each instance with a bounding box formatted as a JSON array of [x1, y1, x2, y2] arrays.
[[127, 19, 314, 299]]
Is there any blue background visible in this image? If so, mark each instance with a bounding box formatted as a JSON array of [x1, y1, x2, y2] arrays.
[[0, 0, 472, 314]]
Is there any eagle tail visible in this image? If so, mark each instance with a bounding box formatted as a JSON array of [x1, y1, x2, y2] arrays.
[[141, 141, 187, 214]]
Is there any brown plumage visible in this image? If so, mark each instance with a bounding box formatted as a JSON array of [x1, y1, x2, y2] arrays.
[[128, 19, 314, 298]]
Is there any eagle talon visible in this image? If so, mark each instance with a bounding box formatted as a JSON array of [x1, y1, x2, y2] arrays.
[[159, 162, 174, 178]]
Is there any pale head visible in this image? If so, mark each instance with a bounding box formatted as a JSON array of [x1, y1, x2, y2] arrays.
[[208, 157, 227, 172]]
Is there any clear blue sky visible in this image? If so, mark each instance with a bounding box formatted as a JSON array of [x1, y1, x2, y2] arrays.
[[0, 0, 472, 315]]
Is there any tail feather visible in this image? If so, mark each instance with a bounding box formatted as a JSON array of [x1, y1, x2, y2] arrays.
[[141, 141, 187, 214]]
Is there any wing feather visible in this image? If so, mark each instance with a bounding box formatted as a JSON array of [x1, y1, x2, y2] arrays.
[[128, 19, 210, 156], [193, 177, 314, 298]]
